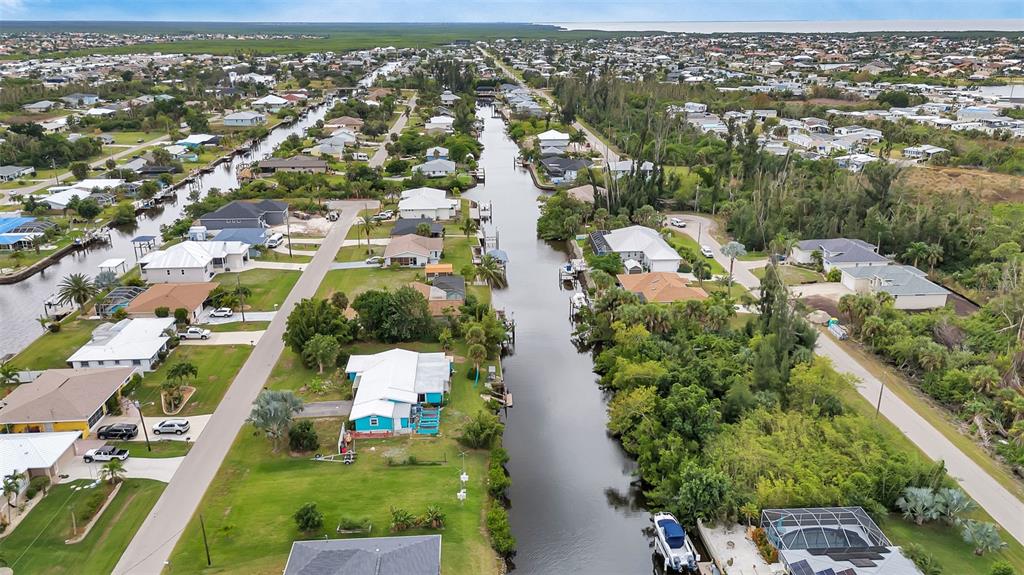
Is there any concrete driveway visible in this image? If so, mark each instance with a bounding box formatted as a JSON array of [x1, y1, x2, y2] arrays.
[[63, 456, 184, 483], [330, 261, 380, 270], [250, 261, 306, 271], [198, 310, 277, 324], [180, 331, 264, 346], [99, 413, 211, 443], [296, 400, 352, 419]]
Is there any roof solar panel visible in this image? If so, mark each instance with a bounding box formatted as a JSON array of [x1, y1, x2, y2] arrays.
[[835, 570, 856, 575], [790, 560, 815, 575], [815, 569, 836, 575]]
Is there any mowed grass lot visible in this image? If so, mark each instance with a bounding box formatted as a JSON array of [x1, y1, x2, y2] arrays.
[[216, 269, 300, 311], [10, 319, 103, 370], [752, 264, 823, 285], [207, 321, 271, 333], [110, 439, 193, 458], [316, 268, 420, 300], [663, 229, 726, 274], [133, 344, 252, 417], [0, 479, 166, 575], [336, 244, 383, 262], [166, 342, 501, 575]]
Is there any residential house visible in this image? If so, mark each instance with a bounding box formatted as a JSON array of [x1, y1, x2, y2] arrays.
[[412, 159, 457, 178], [383, 234, 443, 267], [67, 319, 175, 372], [252, 94, 290, 112], [566, 184, 606, 204], [139, 241, 250, 283], [424, 116, 455, 134], [0, 216, 57, 251], [903, 144, 949, 161], [397, 187, 456, 220], [608, 159, 655, 179], [791, 238, 889, 272], [591, 225, 682, 273], [0, 367, 135, 436], [60, 93, 100, 107], [0, 165, 35, 182], [425, 146, 449, 160], [125, 282, 219, 321], [440, 90, 461, 105], [257, 155, 328, 174], [410, 279, 464, 316], [211, 228, 272, 254], [223, 110, 266, 127], [345, 349, 451, 433], [536, 129, 570, 152], [540, 157, 591, 184], [841, 265, 950, 310], [283, 535, 442, 575], [176, 134, 221, 148], [199, 199, 289, 230], [324, 116, 364, 131], [0, 432, 81, 488], [391, 217, 444, 237], [22, 100, 57, 112], [617, 272, 708, 303]]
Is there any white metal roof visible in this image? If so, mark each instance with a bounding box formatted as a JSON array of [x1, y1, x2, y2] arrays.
[[0, 431, 81, 477]]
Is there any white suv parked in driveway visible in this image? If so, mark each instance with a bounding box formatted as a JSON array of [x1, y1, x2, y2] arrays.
[[153, 419, 191, 435]]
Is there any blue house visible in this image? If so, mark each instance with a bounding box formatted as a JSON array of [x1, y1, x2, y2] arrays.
[[345, 349, 451, 434]]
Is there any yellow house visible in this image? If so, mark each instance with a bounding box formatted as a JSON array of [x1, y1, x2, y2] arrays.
[[0, 367, 135, 438]]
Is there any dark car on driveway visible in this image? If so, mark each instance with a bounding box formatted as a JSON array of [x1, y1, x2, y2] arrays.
[[96, 423, 138, 440]]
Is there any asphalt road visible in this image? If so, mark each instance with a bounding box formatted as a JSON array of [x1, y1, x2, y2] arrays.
[[112, 205, 361, 574], [368, 93, 417, 168], [672, 212, 1024, 545]]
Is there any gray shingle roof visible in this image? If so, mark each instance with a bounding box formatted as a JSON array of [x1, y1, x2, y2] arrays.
[[843, 265, 950, 296], [284, 535, 441, 575]]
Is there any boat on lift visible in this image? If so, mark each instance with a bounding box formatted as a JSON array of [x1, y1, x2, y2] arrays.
[[570, 291, 589, 314], [559, 263, 576, 281], [652, 511, 699, 573]]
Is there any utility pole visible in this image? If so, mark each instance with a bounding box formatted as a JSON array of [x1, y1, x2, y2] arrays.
[[134, 400, 152, 452], [236, 273, 246, 323], [286, 211, 293, 258], [875, 377, 886, 418], [200, 514, 212, 566]]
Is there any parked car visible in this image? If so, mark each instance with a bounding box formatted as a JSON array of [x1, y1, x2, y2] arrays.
[[83, 445, 129, 463], [669, 217, 686, 228], [210, 307, 234, 318], [700, 245, 714, 258], [153, 419, 190, 435], [266, 232, 285, 248], [178, 327, 212, 340], [365, 256, 384, 265], [352, 152, 370, 161], [96, 423, 138, 440]]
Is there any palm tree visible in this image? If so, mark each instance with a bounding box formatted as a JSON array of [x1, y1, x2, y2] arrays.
[[56, 273, 99, 311], [468, 343, 487, 378], [924, 243, 944, 274], [904, 241, 929, 269], [0, 363, 19, 385], [721, 241, 747, 287], [960, 520, 1006, 556], [100, 459, 126, 485], [2, 472, 22, 523], [968, 365, 1001, 395], [475, 255, 507, 288], [691, 259, 711, 287], [423, 505, 446, 529], [168, 361, 199, 385], [359, 214, 378, 247], [459, 217, 478, 239], [590, 269, 615, 293]]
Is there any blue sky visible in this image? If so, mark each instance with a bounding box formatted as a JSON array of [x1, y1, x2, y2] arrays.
[[2, 0, 1022, 22]]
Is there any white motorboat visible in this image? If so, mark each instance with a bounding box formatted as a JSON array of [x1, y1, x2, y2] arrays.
[[559, 263, 576, 281], [570, 292, 589, 313], [652, 512, 699, 573]]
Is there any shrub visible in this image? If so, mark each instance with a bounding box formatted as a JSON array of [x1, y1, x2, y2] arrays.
[[78, 488, 109, 522], [458, 411, 503, 449], [488, 462, 511, 498], [154, 306, 170, 318], [288, 420, 320, 452], [123, 373, 142, 396], [989, 561, 1015, 575], [486, 506, 516, 557], [902, 543, 943, 575], [390, 507, 417, 531], [336, 516, 371, 531], [173, 308, 189, 325], [26, 476, 50, 500], [294, 502, 324, 532], [826, 268, 842, 282], [111, 308, 129, 320], [48, 322, 61, 333], [751, 527, 778, 563]]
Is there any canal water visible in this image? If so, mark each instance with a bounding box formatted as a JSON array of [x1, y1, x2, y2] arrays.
[[0, 102, 331, 358], [464, 107, 654, 574]]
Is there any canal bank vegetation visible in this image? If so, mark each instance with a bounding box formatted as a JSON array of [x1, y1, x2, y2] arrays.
[[573, 265, 1024, 572], [548, 76, 1024, 498]]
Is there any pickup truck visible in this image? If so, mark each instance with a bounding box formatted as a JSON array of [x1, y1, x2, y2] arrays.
[[178, 327, 211, 340], [83, 446, 130, 463]]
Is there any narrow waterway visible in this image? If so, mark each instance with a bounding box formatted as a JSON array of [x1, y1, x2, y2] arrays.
[[464, 107, 653, 573], [0, 102, 330, 357]]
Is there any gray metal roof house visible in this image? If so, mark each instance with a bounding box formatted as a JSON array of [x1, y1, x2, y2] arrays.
[[283, 535, 441, 575], [199, 200, 289, 230]]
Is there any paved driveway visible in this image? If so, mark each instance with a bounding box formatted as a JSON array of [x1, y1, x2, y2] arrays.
[[180, 331, 264, 346], [64, 456, 184, 483], [789, 282, 852, 300], [296, 400, 352, 419], [99, 413, 211, 443], [249, 261, 306, 271], [330, 261, 380, 270], [114, 206, 361, 574], [198, 310, 277, 324]]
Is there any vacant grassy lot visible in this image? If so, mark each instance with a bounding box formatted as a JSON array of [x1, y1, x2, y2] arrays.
[[752, 264, 822, 285], [335, 244, 383, 262], [216, 269, 300, 311], [110, 440, 193, 458], [0, 479, 166, 575], [10, 319, 102, 370], [663, 229, 726, 274], [253, 250, 313, 264], [166, 342, 501, 575], [207, 321, 271, 333], [316, 268, 420, 300], [132, 344, 252, 417], [346, 221, 393, 240]]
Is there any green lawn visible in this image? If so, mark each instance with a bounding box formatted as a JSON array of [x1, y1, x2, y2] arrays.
[[335, 244, 383, 262], [253, 250, 313, 264], [316, 268, 421, 300], [0, 479, 166, 575], [346, 221, 393, 240], [663, 229, 726, 274], [703, 280, 750, 300], [207, 321, 272, 333], [10, 319, 102, 370], [215, 269, 300, 311], [165, 342, 501, 575], [110, 439, 193, 458], [132, 344, 252, 417], [265, 348, 352, 402], [752, 265, 823, 285], [443, 236, 474, 273], [105, 131, 159, 145]]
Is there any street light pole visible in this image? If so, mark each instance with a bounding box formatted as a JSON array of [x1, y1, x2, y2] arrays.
[[236, 273, 246, 323]]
